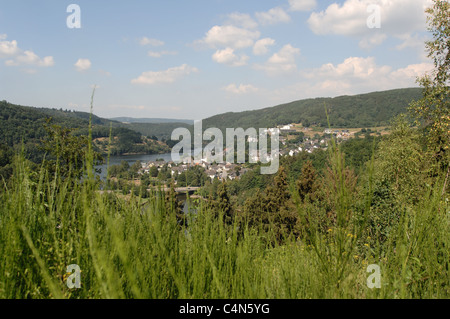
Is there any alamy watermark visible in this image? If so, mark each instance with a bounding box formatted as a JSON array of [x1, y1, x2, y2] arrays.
[[171, 121, 280, 175], [367, 4, 381, 29], [366, 264, 381, 289], [66, 4, 81, 29], [66, 264, 81, 289]]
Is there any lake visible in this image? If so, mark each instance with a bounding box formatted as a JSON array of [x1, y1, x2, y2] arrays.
[[95, 148, 203, 180], [96, 152, 173, 180]]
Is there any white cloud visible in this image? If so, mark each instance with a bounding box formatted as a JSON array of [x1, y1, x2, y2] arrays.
[[305, 56, 391, 79], [395, 33, 428, 51], [308, 0, 370, 36], [147, 50, 177, 58], [261, 58, 433, 106], [0, 36, 19, 58], [307, 0, 432, 48], [289, 0, 317, 12], [139, 37, 164, 46], [359, 33, 387, 49], [254, 44, 300, 75], [74, 58, 91, 72], [225, 12, 258, 29], [198, 25, 260, 49], [390, 62, 434, 80], [253, 38, 276, 56], [6, 50, 54, 67], [131, 64, 199, 85], [255, 7, 291, 25], [212, 48, 249, 67], [223, 83, 259, 94], [308, 0, 431, 36], [293, 56, 434, 98], [1, 34, 53, 68]]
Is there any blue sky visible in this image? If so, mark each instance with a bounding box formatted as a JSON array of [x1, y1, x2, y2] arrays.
[[0, 0, 434, 120]]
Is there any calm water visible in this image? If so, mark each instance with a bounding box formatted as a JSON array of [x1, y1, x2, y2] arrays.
[[96, 148, 203, 180], [96, 153, 173, 180]]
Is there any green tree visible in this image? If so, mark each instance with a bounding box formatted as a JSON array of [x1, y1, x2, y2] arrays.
[[40, 122, 103, 179], [208, 182, 234, 226], [244, 166, 299, 244], [130, 160, 142, 176], [371, 114, 426, 204], [0, 142, 14, 180], [164, 181, 185, 227], [410, 0, 450, 180], [296, 160, 320, 203], [149, 165, 158, 177]]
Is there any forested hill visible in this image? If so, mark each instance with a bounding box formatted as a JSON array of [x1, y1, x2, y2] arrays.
[[0, 100, 129, 145], [202, 88, 423, 130], [0, 87, 424, 159], [0, 100, 170, 161], [110, 117, 194, 125]]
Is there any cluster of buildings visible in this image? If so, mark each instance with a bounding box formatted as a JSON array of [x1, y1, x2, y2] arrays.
[[323, 129, 351, 140], [140, 159, 252, 182], [137, 124, 354, 182]]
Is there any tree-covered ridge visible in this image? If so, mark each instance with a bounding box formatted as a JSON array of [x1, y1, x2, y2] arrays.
[[110, 117, 194, 125], [0, 100, 170, 161], [202, 88, 423, 130], [0, 100, 115, 145]]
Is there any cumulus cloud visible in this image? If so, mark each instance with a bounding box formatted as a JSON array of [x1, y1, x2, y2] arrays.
[[225, 12, 258, 29], [261, 57, 433, 106], [223, 83, 259, 94], [253, 38, 276, 56], [198, 25, 260, 49], [255, 7, 291, 25], [288, 0, 317, 12], [308, 0, 431, 36], [131, 64, 199, 85], [0, 35, 19, 58], [307, 0, 432, 49], [296, 56, 434, 97], [390, 62, 434, 80], [74, 58, 91, 72], [395, 33, 429, 52], [147, 50, 177, 58], [305, 56, 391, 79], [5, 50, 54, 67], [359, 32, 387, 49], [1, 34, 54, 68], [212, 48, 249, 67], [139, 37, 164, 46], [254, 44, 300, 75]]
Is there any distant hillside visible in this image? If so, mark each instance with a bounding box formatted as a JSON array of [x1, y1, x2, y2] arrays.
[[110, 117, 194, 125], [0, 87, 424, 162], [0, 100, 170, 161], [117, 122, 192, 142], [202, 88, 423, 130]]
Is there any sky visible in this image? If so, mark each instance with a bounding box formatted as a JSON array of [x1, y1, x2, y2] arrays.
[[0, 0, 435, 120]]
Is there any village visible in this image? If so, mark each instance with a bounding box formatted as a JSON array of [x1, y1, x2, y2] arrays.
[[136, 124, 364, 184]]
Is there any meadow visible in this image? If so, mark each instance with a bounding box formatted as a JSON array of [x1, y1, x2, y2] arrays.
[[0, 136, 448, 299]]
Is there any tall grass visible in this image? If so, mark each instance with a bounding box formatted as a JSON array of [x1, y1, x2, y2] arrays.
[[0, 132, 449, 299]]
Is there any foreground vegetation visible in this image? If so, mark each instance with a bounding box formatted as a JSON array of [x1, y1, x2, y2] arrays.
[[0, 130, 448, 299]]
